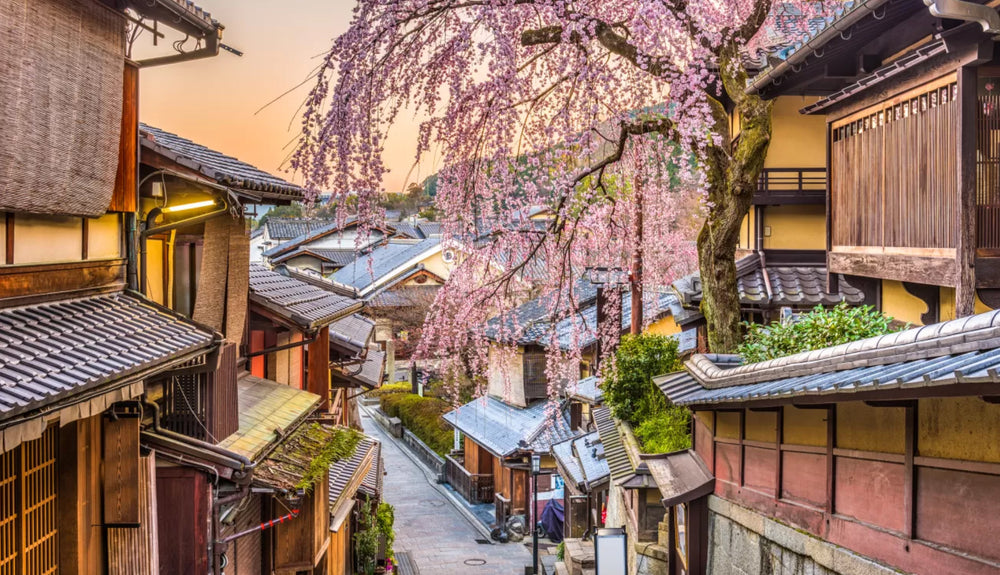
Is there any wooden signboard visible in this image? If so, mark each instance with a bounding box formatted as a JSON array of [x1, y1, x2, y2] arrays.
[[104, 416, 140, 526]]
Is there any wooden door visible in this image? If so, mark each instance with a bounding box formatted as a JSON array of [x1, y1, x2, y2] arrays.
[[0, 425, 59, 575]]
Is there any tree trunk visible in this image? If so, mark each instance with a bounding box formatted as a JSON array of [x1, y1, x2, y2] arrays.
[[697, 52, 773, 353]]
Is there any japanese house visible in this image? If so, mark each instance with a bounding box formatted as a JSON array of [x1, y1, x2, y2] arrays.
[[261, 217, 392, 275], [551, 430, 611, 540], [750, 0, 1000, 326], [656, 308, 1000, 575], [0, 0, 237, 572]]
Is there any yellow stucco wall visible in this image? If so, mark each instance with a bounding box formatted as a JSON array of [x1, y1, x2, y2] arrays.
[[919, 397, 1000, 463], [716, 411, 740, 439], [745, 410, 777, 443], [836, 402, 905, 454], [738, 211, 754, 251], [420, 250, 452, 280], [881, 280, 927, 326], [939, 287, 995, 321], [645, 315, 681, 336], [762, 205, 826, 250], [764, 96, 827, 169], [145, 239, 165, 306], [694, 411, 715, 433], [13, 214, 83, 264], [782, 406, 828, 447], [88, 213, 121, 259]]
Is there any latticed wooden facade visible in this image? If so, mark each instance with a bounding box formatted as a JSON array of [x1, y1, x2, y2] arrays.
[[0, 425, 59, 575]]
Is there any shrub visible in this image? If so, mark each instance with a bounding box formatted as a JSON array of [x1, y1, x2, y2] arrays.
[[633, 405, 691, 453], [737, 302, 900, 364], [379, 390, 454, 455], [602, 334, 681, 427], [376, 502, 395, 563]]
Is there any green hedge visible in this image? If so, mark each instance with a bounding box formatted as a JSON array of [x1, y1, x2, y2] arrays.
[[378, 387, 454, 456]]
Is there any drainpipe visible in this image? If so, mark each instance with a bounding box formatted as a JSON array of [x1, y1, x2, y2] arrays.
[[140, 397, 254, 472], [925, 0, 1000, 36]]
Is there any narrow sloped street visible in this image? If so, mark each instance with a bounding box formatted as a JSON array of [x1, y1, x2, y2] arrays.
[[360, 409, 533, 573]]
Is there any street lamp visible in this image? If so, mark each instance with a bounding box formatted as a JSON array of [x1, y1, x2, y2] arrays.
[[531, 454, 541, 575]]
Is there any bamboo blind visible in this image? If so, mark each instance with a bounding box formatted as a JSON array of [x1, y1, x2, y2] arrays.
[[831, 76, 959, 250], [0, 425, 58, 575]]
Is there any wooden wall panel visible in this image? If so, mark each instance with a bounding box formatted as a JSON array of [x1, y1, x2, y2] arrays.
[[745, 410, 777, 443], [743, 446, 777, 495], [919, 397, 1000, 462], [58, 416, 104, 575], [307, 327, 331, 409], [834, 457, 905, 533], [714, 443, 740, 485], [694, 414, 715, 474], [110, 62, 138, 213], [780, 452, 827, 508], [156, 467, 210, 575], [916, 466, 1000, 562], [208, 342, 239, 443], [464, 437, 479, 474], [108, 455, 159, 575], [715, 412, 739, 439], [103, 416, 140, 525], [0, 259, 125, 302], [327, 524, 349, 575]]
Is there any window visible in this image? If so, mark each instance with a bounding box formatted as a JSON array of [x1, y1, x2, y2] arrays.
[[0, 425, 59, 575]]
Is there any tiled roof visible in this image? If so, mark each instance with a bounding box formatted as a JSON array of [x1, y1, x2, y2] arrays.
[[329, 435, 378, 511], [329, 314, 375, 355], [552, 432, 610, 491], [640, 450, 714, 507], [331, 239, 441, 294], [254, 422, 360, 494], [139, 124, 303, 199], [217, 374, 321, 460], [442, 397, 578, 457], [367, 286, 440, 308], [332, 346, 385, 390], [569, 376, 603, 404], [392, 222, 424, 240], [592, 407, 634, 481], [249, 264, 361, 330], [359, 439, 383, 498], [264, 218, 337, 241], [485, 283, 688, 352], [262, 217, 387, 260], [656, 310, 1000, 407], [672, 254, 866, 310], [271, 247, 360, 267], [0, 292, 216, 419]]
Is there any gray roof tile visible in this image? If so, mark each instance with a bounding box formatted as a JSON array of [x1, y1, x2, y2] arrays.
[[593, 407, 633, 481], [0, 293, 216, 418], [331, 239, 440, 293], [442, 397, 578, 457], [552, 431, 610, 491], [249, 264, 361, 330], [264, 219, 338, 241], [139, 124, 303, 199]]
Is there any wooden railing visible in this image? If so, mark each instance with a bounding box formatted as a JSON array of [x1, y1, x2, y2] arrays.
[[754, 168, 826, 205], [830, 76, 958, 250], [444, 454, 495, 504]]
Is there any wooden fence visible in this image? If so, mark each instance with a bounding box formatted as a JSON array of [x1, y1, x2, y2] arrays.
[[444, 453, 495, 504]]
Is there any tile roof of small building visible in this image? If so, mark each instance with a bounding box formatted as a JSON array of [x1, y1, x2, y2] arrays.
[[442, 397, 578, 457], [217, 374, 322, 461], [672, 254, 866, 310], [264, 218, 337, 241], [331, 239, 441, 294], [0, 292, 216, 419], [271, 247, 360, 268], [329, 434, 378, 511], [592, 407, 634, 481], [254, 422, 360, 494], [640, 450, 714, 507], [262, 217, 388, 260], [249, 264, 362, 331], [367, 286, 440, 308], [656, 310, 1000, 407], [329, 314, 375, 355], [569, 376, 603, 404], [552, 431, 610, 491], [139, 124, 304, 199]]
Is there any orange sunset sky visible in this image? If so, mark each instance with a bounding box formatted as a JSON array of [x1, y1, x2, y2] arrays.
[[138, 0, 429, 195]]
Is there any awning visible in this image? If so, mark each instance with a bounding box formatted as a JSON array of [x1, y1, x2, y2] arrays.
[[641, 450, 714, 507], [253, 422, 362, 494], [328, 435, 378, 531], [216, 375, 321, 461]]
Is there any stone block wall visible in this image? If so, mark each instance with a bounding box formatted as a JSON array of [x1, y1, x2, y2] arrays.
[[707, 497, 902, 575]]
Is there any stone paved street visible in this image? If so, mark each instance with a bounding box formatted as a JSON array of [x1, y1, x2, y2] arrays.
[[361, 410, 533, 574]]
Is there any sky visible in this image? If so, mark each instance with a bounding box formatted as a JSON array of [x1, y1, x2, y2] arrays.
[[137, 0, 425, 194]]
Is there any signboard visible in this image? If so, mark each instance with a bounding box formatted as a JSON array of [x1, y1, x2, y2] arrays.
[[594, 527, 627, 575]]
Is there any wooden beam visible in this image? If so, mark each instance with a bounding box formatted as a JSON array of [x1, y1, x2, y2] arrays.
[[864, 399, 918, 408], [828, 251, 957, 287], [775, 407, 783, 502], [826, 405, 836, 515], [738, 409, 745, 488], [903, 403, 917, 539], [956, 66, 977, 317], [0, 259, 126, 302], [307, 327, 331, 410], [81, 217, 89, 260]]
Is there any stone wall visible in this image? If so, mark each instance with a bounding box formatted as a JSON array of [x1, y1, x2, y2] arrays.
[[604, 480, 669, 575], [707, 497, 902, 575]]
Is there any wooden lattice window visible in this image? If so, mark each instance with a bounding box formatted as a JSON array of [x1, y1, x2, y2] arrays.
[[0, 425, 59, 575]]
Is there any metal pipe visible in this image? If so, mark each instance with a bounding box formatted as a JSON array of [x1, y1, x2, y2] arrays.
[[218, 509, 299, 545], [155, 449, 220, 486], [139, 201, 230, 295], [140, 397, 253, 469], [245, 336, 316, 358], [924, 0, 1000, 36]]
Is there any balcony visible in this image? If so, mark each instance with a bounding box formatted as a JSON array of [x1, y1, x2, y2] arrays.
[[444, 453, 495, 504], [754, 168, 826, 205]]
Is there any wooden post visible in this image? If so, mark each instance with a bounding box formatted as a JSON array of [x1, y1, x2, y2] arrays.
[[825, 405, 836, 515], [903, 402, 917, 539], [957, 66, 977, 317], [307, 327, 331, 410]]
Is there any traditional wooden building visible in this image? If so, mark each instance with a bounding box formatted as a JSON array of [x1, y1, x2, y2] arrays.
[[749, 0, 1000, 326], [656, 309, 1000, 575], [261, 217, 392, 275], [551, 430, 611, 540]]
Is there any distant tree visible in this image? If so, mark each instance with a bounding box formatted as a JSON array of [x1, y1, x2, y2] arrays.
[[258, 203, 303, 226]]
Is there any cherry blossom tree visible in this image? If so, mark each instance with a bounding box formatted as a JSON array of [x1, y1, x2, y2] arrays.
[[293, 0, 827, 386]]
